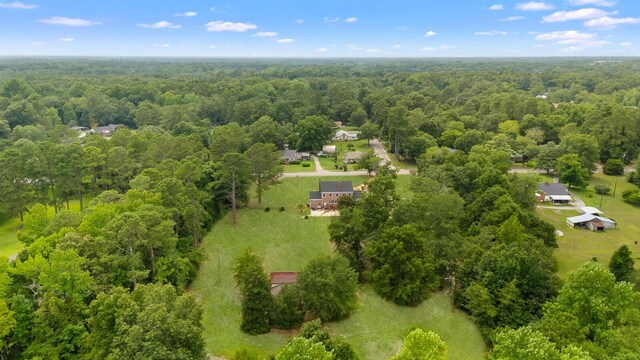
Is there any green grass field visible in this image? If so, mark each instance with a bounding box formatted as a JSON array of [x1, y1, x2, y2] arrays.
[[190, 175, 486, 359], [319, 140, 373, 171], [282, 160, 316, 173], [0, 198, 88, 259], [0, 216, 23, 258], [537, 173, 640, 278]]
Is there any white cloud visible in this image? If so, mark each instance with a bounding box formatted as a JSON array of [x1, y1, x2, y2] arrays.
[[138, 21, 181, 29], [0, 1, 37, 9], [559, 46, 585, 52], [366, 48, 382, 53], [621, 42, 632, 47], [324, 17, 340, 23], [542, 8, 613, 22], [535, 30, 595, 42], [347, 44, 362, 50], [58, 37, 74, 42], [276, 38, 294, 44], [209, 45, 217, 49], [39, 16, 101, 27], [152, 44, 171, 48], [345, 17, 358, 23], [254, 31, 278, 37], [421, 47, 436, 51], [500, 16, 525, 21], [535, 30, 610, 48], [475, 30, 508, 36], [209, 7, 216, 11], [316, 47, 328, 52], [440, 45, 456, 49], [424, 30, 437, 37], [295, 19, 304, 24], [568, 0, 616, 6], [584, 16, 640, 30], [393, 44, 401, 48], [205, 21, 257, 32], [175, 11, 197, 17], [490, 4, 504, 10], [516, 2, 555, 11]]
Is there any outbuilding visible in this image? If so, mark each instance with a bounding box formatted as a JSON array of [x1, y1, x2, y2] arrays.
[[566, 214, 616, 231]]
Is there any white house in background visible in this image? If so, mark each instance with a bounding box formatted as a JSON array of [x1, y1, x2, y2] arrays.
[[566, 214, 616, 231], [333, 130, 359, 141], [579, 207, 604, 216], [322, 145, 336, 154]]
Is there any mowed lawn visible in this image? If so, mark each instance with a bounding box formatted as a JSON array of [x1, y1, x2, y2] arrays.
[[190, 175, 486, 359], [318, 139, 374, 171], [0, 216, 23, 258], [281, 160, 316, 173], [537, 173, 640, 278], [0, 198, 88, 259]]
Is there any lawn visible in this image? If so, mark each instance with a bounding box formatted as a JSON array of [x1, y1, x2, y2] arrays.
[[319, 139, 373, 171], [190, 175, 486, 359], [537, 173, 640, 278], [282, 160, 316, 173], [0, 216, 23, 259], [0, 198, 88, 259]]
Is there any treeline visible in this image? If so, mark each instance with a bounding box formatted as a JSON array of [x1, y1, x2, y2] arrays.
[[2, 59, 639, 175]]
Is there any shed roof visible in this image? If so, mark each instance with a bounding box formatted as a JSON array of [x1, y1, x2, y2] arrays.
[[270, 272, 299, 284], [567, 214, 616, 225], [580, 206, 603, 215], [320, 181, 354, 193], [539, 183, 569, 196]]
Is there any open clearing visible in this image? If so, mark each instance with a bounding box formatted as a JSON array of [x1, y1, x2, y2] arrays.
[[190, 175, 486, 359], [537, 173, 640, 278], [0, 199, 87, 259]]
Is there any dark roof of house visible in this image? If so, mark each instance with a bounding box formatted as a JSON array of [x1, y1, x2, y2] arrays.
[[309, 191, 321, 200], [539, 183, 569, 196], [354, 190, 362, 200], [270, 272, 298, 285], [320, 181, 354, 193], [281, 149, 298, 159], [344, 151, 364, 161]]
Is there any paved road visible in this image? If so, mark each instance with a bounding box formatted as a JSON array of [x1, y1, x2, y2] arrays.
[[370, 138, 393, 165]]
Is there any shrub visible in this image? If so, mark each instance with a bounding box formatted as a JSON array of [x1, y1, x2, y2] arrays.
[[289, 160, 301, 165], [629, 171, 640, 187], [271, 285, 304, 329], [594, 184, 611, 195], [265, 207, 271, 212], [279, 206, 285, 212], [525, 160, 537, 168], [622, 188, 640, 206], [301, 162, 311, 168], [603, 159, 625, 175], [304, 215, 309, 220]]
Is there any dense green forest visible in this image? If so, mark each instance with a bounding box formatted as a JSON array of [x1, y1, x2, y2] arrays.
[[1, 58, 640, 359]]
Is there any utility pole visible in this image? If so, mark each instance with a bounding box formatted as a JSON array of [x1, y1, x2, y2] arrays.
[[444, 269, 456, 313]]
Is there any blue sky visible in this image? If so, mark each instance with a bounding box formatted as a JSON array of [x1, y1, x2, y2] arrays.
[[1, 0, 639, 57]]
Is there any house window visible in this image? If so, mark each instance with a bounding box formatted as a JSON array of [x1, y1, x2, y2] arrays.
[[330, 200, 336, 204]]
